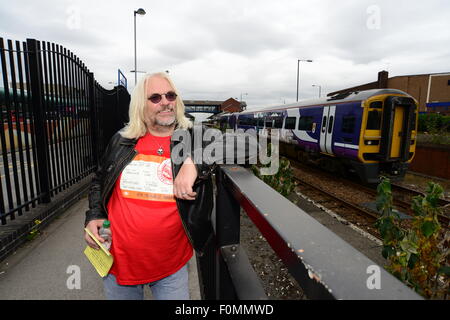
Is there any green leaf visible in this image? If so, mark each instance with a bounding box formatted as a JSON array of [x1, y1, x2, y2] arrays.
[[382, 245, 395, 259], [392, 225, 404, 241], [438, 266, 450, 276], [411, 196, 425, 216], [400, 238, 418, 255], [407, 254, 419, 269], [379, 219, 393, 238], [421, 221, 437, 238], [399, 255, 408, 267]]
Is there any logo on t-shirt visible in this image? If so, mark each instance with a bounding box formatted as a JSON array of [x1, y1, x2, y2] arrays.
[[157, 159, 173, 185], [120, 154, 175, 202]]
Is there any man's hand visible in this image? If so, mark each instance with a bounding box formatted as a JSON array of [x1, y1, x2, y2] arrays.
[[84, 219, 107, 250], [173, 157, 198, 200]]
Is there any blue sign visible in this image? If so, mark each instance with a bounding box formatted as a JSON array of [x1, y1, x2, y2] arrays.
[[118, 69, 127, 88]]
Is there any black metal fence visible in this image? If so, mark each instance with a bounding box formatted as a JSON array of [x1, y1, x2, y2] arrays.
[[0, 37, 129, 225], [197, 165, 423, 300]]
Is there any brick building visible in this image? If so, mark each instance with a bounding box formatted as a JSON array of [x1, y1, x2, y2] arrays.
[[328, 71, 450, 113], [221, 97, 246, 113]]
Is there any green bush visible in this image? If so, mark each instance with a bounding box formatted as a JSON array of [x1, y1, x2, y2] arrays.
[[375, 178, 449, 299], [252, 144, 297, 198], [418, 113, 450, 133]]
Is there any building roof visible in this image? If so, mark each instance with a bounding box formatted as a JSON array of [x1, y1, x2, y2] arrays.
[[328, 71, 450, 96], [389, 71, 450, 78], [183, 100, 223, 106]]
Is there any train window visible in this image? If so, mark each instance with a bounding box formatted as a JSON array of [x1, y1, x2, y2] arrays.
[[299, 116, 314, 131], [285, 117, 296, 129], [366, 110, 381, 130], [321, 117, 327, 132], [274, 118, 283, 128], [328, 116, 334, 134], [370, 101, 383, 108], [257, 118, 264, 128], [239, 117, 254, 126], [342, 116, 355, 133], [265, 121, 273, 128]]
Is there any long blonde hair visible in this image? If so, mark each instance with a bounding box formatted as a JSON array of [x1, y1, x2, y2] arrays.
[[120, 72, 193, 139]]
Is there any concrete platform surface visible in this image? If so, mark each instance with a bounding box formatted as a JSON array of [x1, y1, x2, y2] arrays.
[[0, 195, 200, 300]]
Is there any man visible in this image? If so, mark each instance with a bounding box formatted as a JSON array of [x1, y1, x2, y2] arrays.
[[84, 72, 215, 300]]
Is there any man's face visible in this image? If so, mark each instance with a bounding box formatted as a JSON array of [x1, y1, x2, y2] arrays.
[[144, 76, 177, 128]]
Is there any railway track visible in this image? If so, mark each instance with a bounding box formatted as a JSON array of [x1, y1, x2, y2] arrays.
[[290, 159, 449, 230], [291, 168, 382, 240], [294, 177, 379, 220], [390, 183, 450, 226]]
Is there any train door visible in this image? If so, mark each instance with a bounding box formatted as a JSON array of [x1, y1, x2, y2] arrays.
[[390, 105, 405, 158], [319, 105, 336, 155]]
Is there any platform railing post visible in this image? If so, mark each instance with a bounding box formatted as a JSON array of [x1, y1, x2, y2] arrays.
[[26, 38, 51, 203], [215, 166, 241, 299], [87, 72, 98, 168]]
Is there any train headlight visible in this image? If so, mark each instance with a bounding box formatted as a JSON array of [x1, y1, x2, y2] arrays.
[[364, 140, 379, 146]]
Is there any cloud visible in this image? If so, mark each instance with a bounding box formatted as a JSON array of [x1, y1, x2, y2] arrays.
[[1, 0, 449, 108]]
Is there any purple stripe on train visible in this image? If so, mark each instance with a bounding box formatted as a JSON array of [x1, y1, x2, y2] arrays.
[[292, 135, 320, 152], [292, 134, 359, 159], [333, 146, 359, 159]]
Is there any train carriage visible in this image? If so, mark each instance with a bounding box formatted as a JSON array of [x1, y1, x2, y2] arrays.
[[219, 89, 418, 183]]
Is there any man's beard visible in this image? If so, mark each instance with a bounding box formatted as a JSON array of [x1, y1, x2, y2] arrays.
[[156, 116, 176, 127], [155, 107, 176, 127]]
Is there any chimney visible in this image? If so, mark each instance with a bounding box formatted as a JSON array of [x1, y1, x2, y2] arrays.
[[377, 70, 388, 88]]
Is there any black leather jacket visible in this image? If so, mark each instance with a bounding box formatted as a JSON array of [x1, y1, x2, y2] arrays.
[[84, 126, 215, 256]]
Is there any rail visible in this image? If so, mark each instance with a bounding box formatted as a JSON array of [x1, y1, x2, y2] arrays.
[[197, 165, 423, 300]]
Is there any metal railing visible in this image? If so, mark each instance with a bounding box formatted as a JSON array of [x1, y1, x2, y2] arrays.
[[197, 165, 423, 300], [0, 37, 129, 225]]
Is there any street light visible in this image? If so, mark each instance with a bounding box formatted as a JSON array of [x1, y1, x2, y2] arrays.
[[133, 8, 146, 85], [312, 84, 322, 98], [240, 93, 248, 111], [296, 59, 313, 101]]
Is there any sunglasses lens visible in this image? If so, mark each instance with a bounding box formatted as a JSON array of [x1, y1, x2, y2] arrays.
[[149, 92, 177, 103], [149, 94, 162, 103], [166, 92, 177, 101]]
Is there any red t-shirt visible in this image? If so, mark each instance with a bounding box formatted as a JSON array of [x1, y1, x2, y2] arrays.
[[107, 133, 193, 285]]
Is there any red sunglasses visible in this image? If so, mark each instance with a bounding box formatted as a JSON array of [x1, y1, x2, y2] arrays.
[[148, 91, 177, 104]]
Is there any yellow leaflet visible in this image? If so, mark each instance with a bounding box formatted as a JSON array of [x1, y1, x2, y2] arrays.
[[83, 228, 113, 277]]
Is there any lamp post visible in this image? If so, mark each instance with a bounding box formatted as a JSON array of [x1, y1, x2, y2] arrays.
[[133, 8, 146, 85], [296, 59, 313, 101], [240, 92, 248, 111], [312, 84, 322, 98]]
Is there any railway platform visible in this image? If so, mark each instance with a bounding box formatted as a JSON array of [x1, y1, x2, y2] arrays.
[[0, 195, 201, 300]]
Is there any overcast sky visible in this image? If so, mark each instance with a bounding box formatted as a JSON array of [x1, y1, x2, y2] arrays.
[[1, 0, 449, 120]]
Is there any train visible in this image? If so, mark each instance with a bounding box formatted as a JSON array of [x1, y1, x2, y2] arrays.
[[215, 89, 418, 184]]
